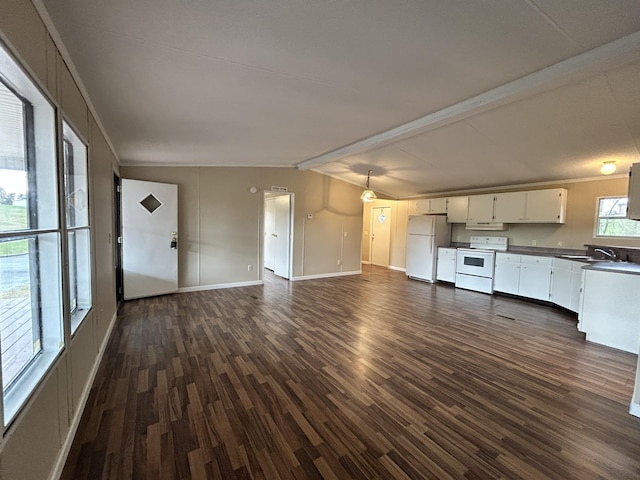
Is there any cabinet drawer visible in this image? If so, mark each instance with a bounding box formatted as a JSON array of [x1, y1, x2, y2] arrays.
[[497, 253, 521, 263], [520, 255, 553, 266]]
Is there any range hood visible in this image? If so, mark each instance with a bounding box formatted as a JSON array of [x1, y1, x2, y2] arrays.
[[465, 222, 508, 231]]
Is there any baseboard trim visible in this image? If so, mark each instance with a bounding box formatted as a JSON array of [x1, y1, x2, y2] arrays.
[[292, 270, 361, 281], [50, 310, 119, 480], [388, 265, 406, 272], [630, 401, 640, 418], [178, 280, 264, 293]]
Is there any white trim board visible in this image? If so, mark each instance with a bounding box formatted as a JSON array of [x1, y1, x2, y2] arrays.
[[178, 280, 263, 293], [291, 270, 361, 281]]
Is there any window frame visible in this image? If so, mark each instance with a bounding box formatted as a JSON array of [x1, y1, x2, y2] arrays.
[[62, 119, 92, 334], [0, 42, 64, 428], [594, 196, 640, 239]]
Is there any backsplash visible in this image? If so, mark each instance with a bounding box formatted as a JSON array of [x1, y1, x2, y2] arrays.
[[585, 244, 640, 263]]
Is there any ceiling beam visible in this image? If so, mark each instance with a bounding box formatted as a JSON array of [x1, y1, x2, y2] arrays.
[[297, 30, 640, 171]]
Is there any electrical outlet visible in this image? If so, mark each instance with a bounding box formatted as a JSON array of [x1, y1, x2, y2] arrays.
[[557, 240, 563, 247], [247, 264, 253, 271], [531, 240, 537, 246]]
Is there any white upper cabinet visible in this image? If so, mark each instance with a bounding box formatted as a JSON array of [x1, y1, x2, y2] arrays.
[[446, 196, 468, 223], [419, 188, 567, 224], [524, 188, 567, 223], [466, 194, 494, 223], [627, 162, 640, 220], [416, 198, 447, 214], [477, 188, 568, 224], [493, 192, 527, 223]]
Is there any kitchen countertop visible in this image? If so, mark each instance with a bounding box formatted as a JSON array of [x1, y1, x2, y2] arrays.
[[582, 261, 640, 275]]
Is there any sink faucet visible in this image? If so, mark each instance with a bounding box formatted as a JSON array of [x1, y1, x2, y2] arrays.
[[594, 248, 617, 260]]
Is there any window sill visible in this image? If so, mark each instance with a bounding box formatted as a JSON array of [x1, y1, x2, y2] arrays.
[[70, 307, 91, 335], [3, 347, 63, 427]]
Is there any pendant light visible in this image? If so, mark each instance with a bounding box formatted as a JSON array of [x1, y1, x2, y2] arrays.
[[360, 170, 377, 202]]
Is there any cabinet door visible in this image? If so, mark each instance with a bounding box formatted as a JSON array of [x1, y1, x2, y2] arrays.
[[525, 189, 567, 223], [569, 264, 583, 313], [550, 258, 572, 309], [628, 162, 640, 220], [467, 194, 495, 223], [430, 198, 448, 214], [446, 196, 468, 223], [519, 256, 552, 301], [436, 248, 456, 282], [494, 192, 526, 223], [415, 199, 430, 214], [493, 253, 520, 295]]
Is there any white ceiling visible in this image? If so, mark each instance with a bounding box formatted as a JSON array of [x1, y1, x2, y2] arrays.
[[41, 0, 640, 198]]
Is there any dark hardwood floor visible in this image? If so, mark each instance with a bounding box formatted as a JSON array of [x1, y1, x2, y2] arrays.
[[61, 266, 640, 479]]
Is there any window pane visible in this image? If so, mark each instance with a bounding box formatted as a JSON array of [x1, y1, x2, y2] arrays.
[[0, 81, 28, 232], [598, 197, 628, 218], [63, 122, 89, 228], [0, 238, 39, 390], [0, 78, 57, 232], [597, 218, 640, 237], [69, 228, 92, 333]]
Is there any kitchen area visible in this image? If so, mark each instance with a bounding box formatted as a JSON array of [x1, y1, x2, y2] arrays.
[[363, 164, 640, 417]]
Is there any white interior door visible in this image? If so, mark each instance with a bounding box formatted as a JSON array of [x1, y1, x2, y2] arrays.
[[273, 194, 291, 278], [371, 206, 391, 267], [122, 179, 178, 299], [264, 197, 276, 271]]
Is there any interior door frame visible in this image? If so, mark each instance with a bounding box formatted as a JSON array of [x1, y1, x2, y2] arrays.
[[113, 172, 123, 305], [262, 191, 294, 280], [369, 205, 392, 266]]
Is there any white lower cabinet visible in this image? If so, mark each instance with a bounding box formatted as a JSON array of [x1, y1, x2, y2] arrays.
[[493, 253, 521, 295], [494, 253, 552, 301], [436, 247, 457, 282], [550, 258, 583, 313], [519, 256, 553, 301]]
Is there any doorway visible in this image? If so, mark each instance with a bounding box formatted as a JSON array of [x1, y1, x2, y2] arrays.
[[263, 192, 293, 279], [370, 206, 391, 267], [113, 173, 123, 304]]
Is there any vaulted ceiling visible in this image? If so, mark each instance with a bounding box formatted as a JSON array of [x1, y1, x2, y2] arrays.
[[41, 1, 640, 198]]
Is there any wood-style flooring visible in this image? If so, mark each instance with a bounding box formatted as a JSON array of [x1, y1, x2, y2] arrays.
[[61, 266, 640, 479]]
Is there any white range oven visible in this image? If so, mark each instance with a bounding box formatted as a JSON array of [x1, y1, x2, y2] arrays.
[[455, 236, 508, 294]]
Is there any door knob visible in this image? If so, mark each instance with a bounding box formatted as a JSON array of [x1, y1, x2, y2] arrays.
[[272, 233, 277, 237], [170, 231, 178, 249]]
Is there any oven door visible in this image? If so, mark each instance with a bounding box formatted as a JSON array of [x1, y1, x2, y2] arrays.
[[456, 249, 495, 277]]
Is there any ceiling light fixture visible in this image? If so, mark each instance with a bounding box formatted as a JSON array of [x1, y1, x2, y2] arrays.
[[600, 161, 617, 175], [360, 170, 377, 202]]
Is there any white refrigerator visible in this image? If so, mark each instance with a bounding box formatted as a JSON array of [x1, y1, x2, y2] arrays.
[[406, 215, 451, 282]]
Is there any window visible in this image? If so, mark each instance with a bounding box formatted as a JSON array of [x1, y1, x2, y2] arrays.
[[596, 197, 640, 238], [1, 44, 62, 424], [63, 122, 91, 333]]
